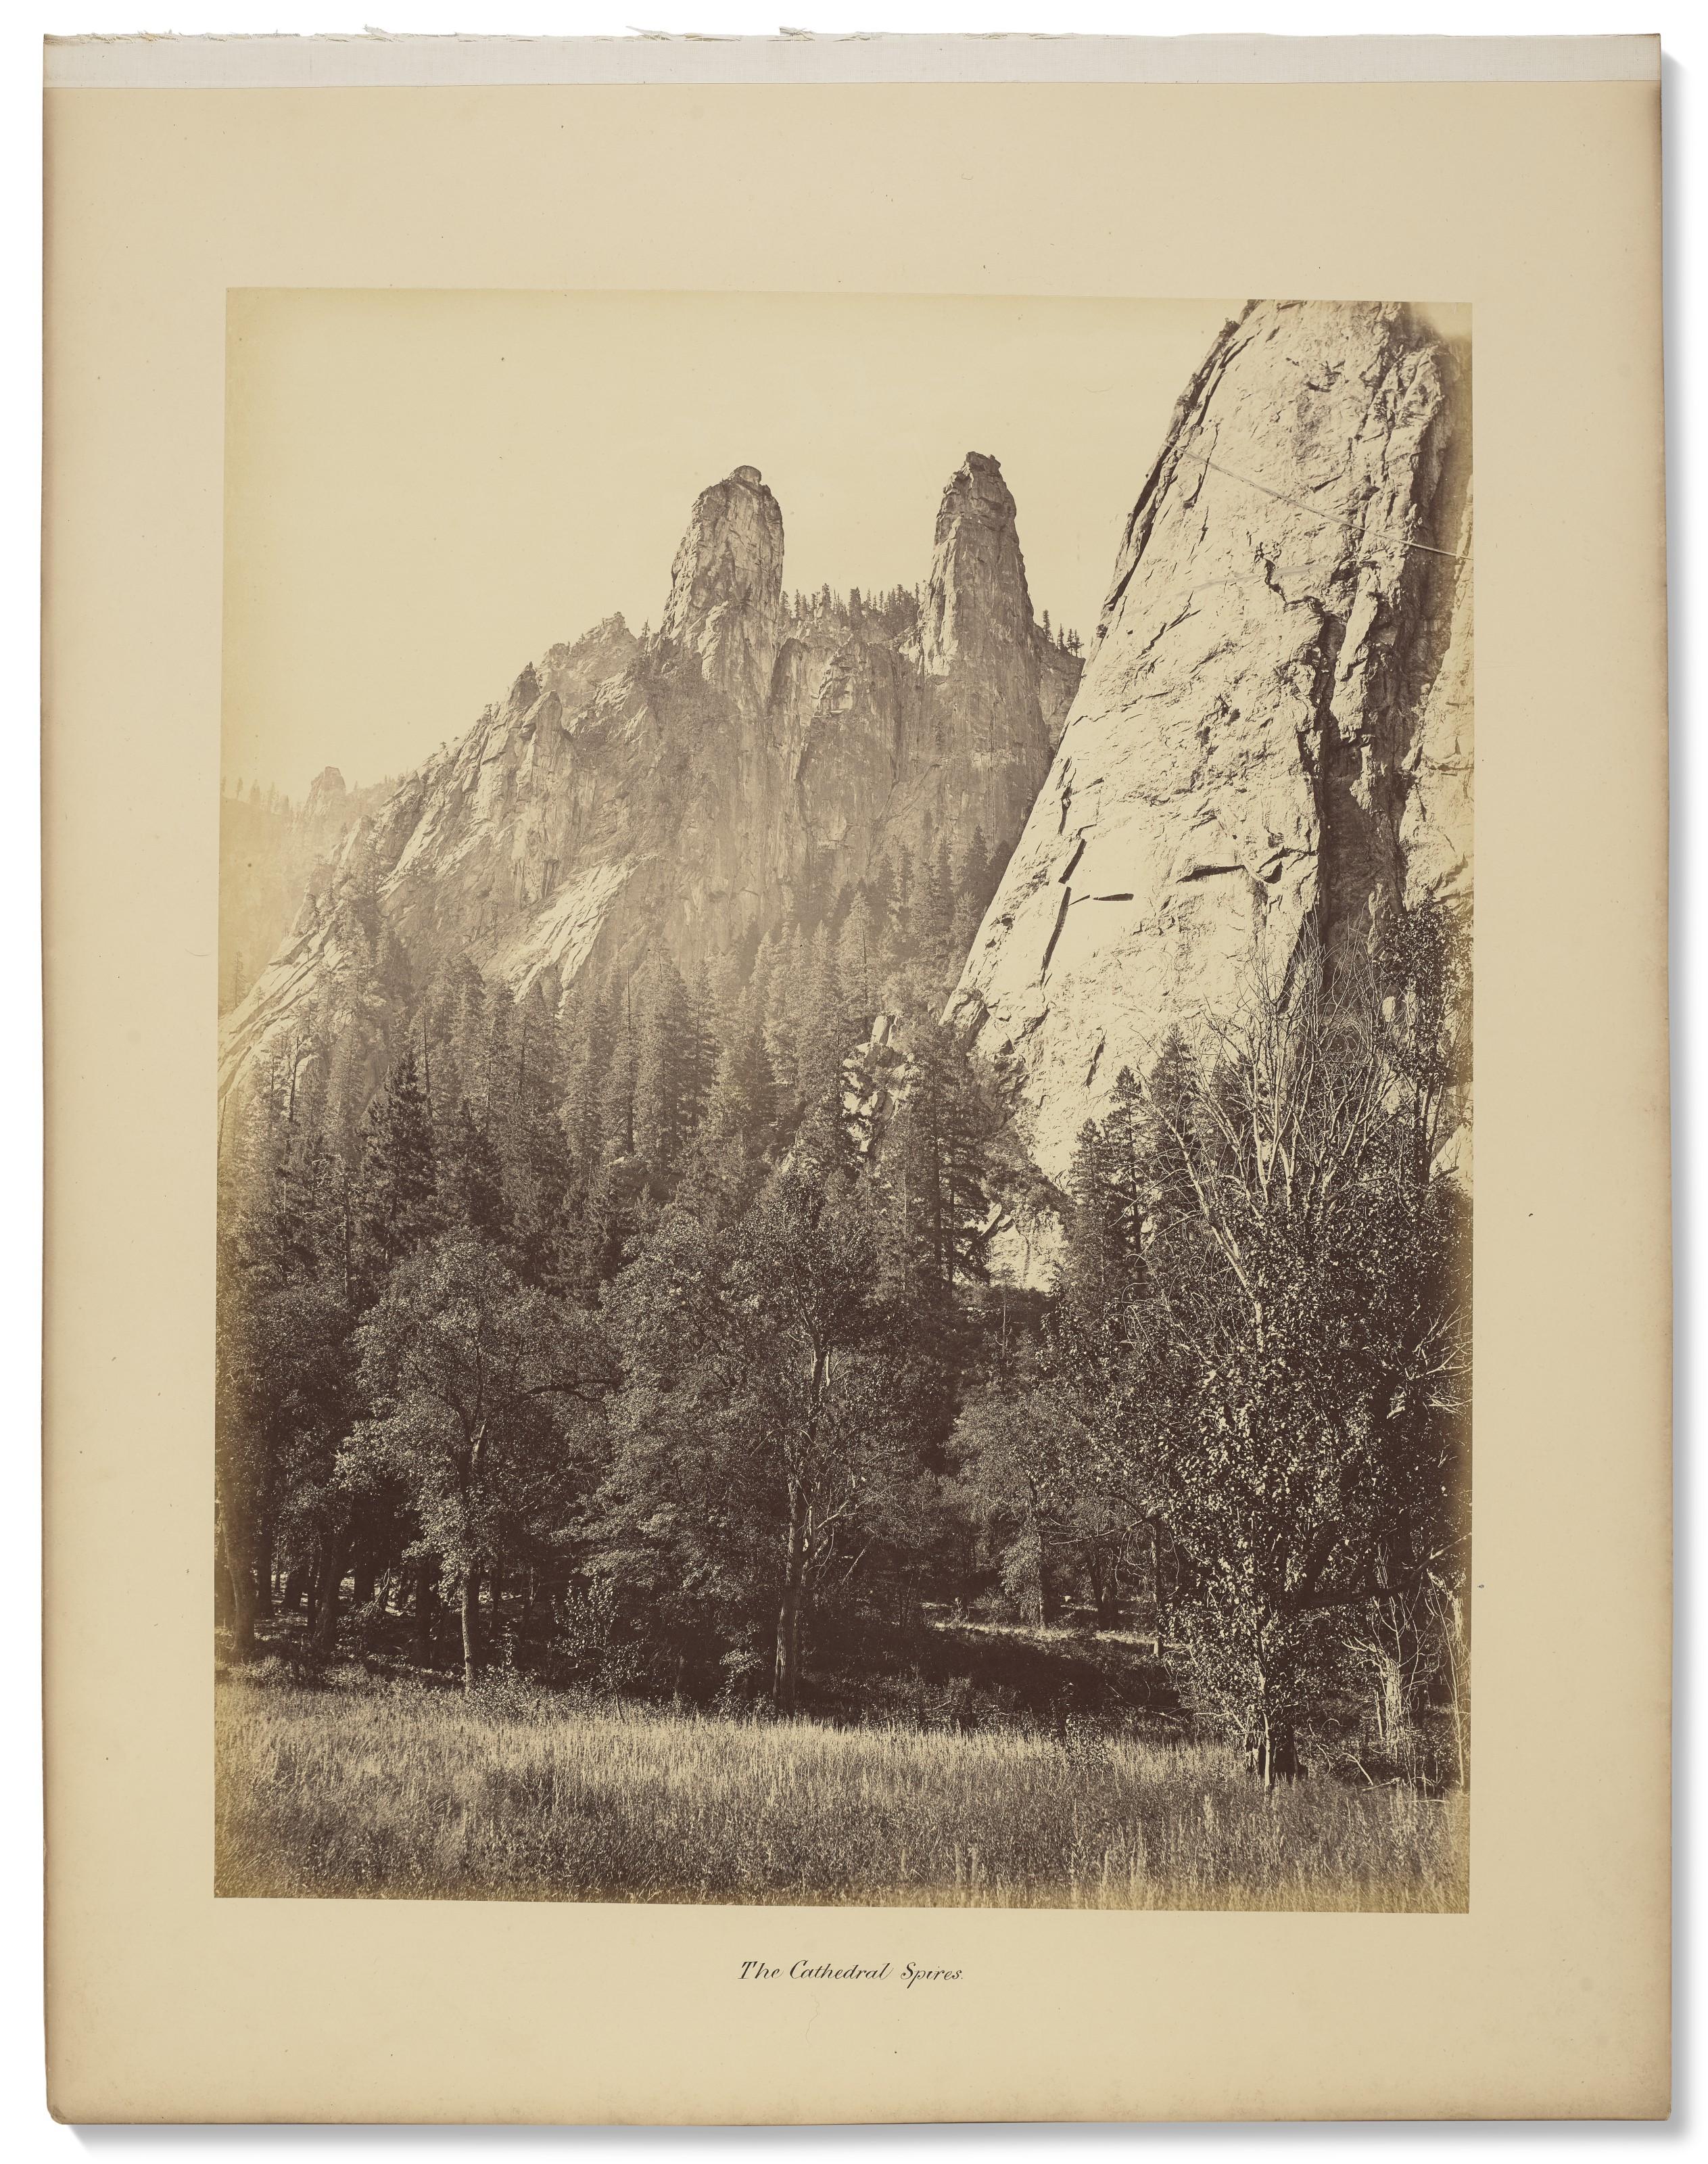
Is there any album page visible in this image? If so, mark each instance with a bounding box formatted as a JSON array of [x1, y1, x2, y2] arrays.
[[42, 30, 1669, 2123]]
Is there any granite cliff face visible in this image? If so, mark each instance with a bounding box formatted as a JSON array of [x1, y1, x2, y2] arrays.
[[219, 456, 1078, 1106], [918, 452, 1081, 845], [658, 463, 784, 709], [947, 300, 1472, 1186]]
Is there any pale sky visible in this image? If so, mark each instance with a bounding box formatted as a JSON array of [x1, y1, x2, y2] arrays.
[[222, 293, 1461, 801], [222, 290, 1241, 800]]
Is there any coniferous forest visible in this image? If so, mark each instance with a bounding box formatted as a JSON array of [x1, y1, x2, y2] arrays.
[[216, 302, 1473, 1909], [217, 824, 1471, 1904]]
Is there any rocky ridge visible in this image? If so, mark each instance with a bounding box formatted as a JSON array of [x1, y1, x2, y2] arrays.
[[218, 456, 1078, 1108]]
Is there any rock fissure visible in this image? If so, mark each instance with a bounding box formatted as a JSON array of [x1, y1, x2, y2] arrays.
[[1038, 888, 1073, 981]]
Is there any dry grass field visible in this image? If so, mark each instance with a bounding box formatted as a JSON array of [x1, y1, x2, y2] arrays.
[[216, 1674, 1467, 1911]]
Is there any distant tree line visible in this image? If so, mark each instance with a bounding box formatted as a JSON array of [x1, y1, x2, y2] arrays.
[[778, 582, 1082, 655], [217, 828, 1469, 1785]]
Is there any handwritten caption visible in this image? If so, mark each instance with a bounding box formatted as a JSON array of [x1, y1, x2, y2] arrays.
[[739, 1959, 962, 1990]]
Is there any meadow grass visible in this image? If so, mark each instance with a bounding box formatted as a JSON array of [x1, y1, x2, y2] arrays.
[[216, 1674, 1467, 1910]]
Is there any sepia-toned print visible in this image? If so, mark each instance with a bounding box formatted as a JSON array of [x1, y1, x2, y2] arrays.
[[214, 294, 1471, 1911]]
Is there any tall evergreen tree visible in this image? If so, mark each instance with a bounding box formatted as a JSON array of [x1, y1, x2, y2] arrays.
[[757, 928, 799, 1136], [1063, 1066, 1148, 1296], [836, 893, 879, 1031], [632, 954, 700, 1190], [792, 928, 855, 1181], [353, 1046, 440, 1296], [443, 1098, 510, 1245], [878, 1020, 999, 1302], [599, 988, 639, 1162]]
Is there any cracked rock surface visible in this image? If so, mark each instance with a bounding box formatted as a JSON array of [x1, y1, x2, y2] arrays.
[[947, 300, 1473, 1187]]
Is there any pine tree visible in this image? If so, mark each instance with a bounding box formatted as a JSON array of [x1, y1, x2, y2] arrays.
[[836, 893, 878, 1031], [632, 954, 698, 1190], [230, 1052, 314, 1290], [761, 927, 804, 1138], [792, 928, 855, 1182], [1062, 1067, 1151, 1300], [1138, 1031, 1202, 1222], [700, 974, 774, 1160], [878, 1020, 998, 1300], [481, 983, 517, 1133], [559, 977, 610, 1179], [353, 1045, 440, 1294], [684, 960, 720, 1141], [599, 988, 638, 1162], [444, 1098, 511, 1244], [443, 958, 489, 1116]]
